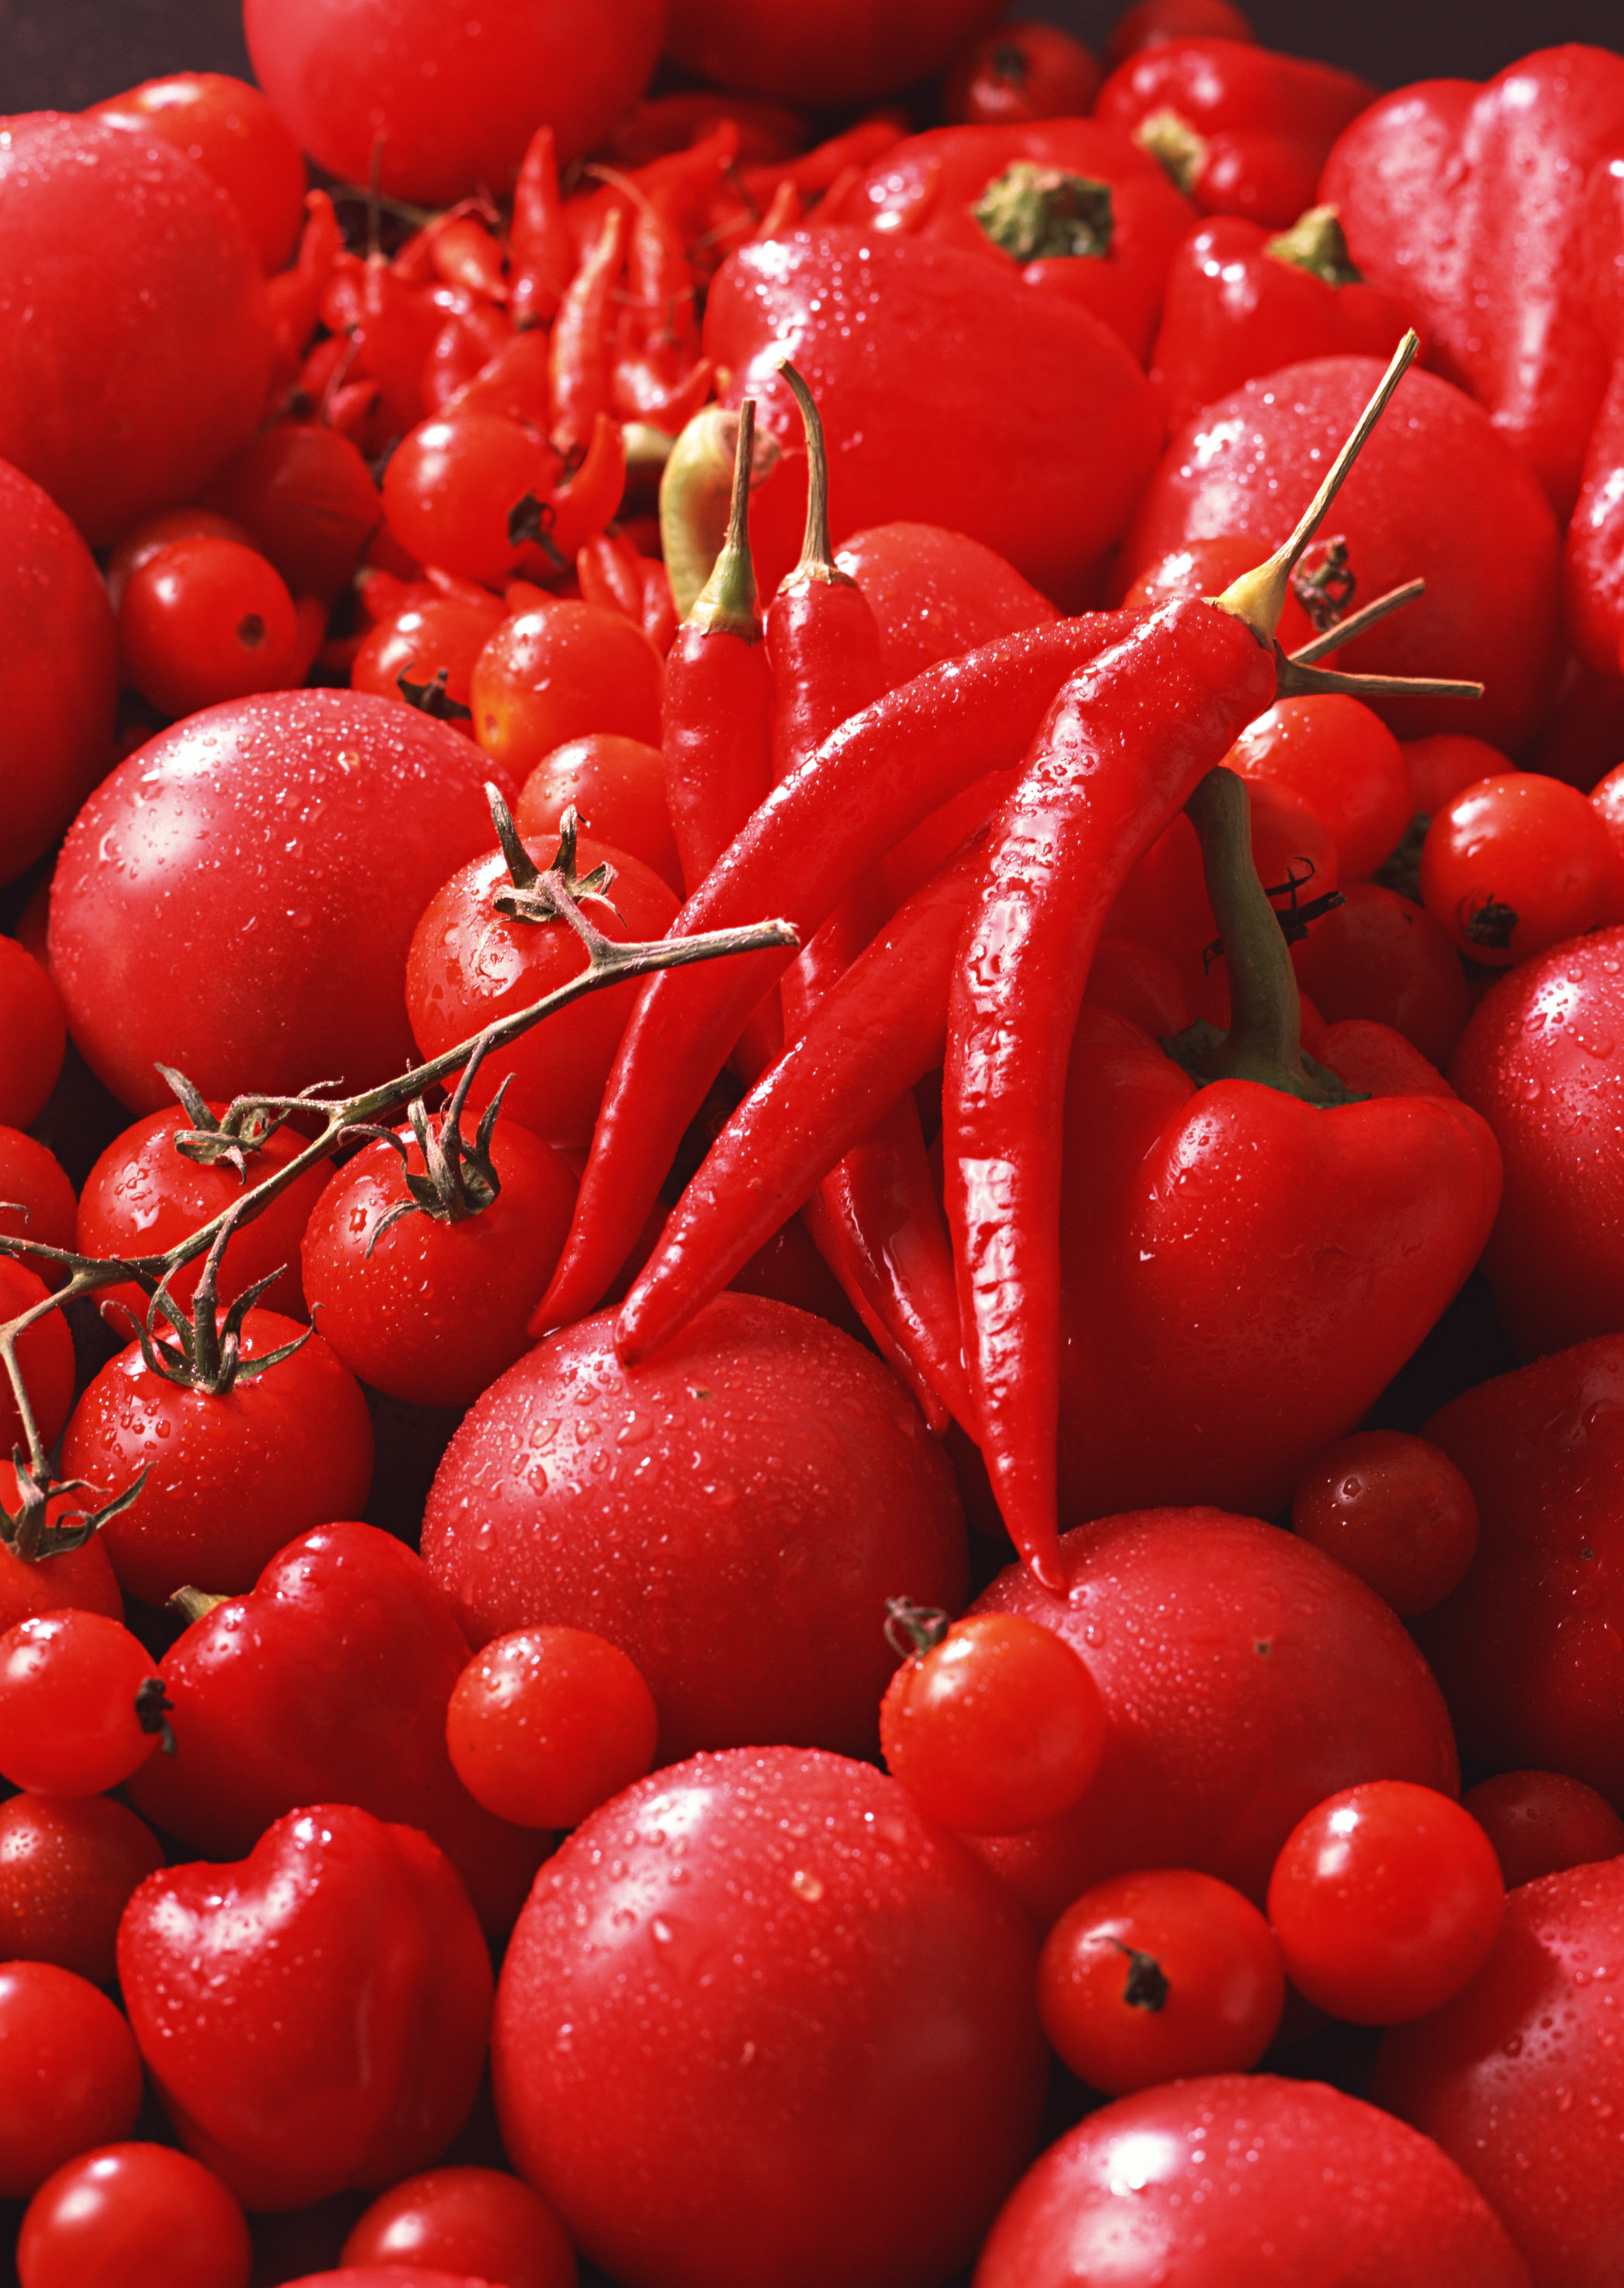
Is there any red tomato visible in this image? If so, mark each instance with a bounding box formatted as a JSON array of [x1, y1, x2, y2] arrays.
[[0, 458, 118, 887], [1290, 1428, 1480, 1616], [0, 1464, 123, 1632], [664, 0, 1005, 105], [0, 1792, 164, 1987], [244, 0, 665, 200], [0, 1609, 169, 1796], [0, 1964, 144, 2200], [1420, 771, 1618, 966], [1267, 1780, 1504, 2024], [834, 523, 1059, 690], [976, 2073, 1532, 2286], [1463, 1769, 1624, 1890], [207, 420, 382, 606], [60, 1309, 374, 1608], [514, 734, 682, 898], [403, 831, 680, 1150], [0, 935, 65, 1130], [1373, 1858, 1624, 2288], [342, 2167, 575, 2288], [92, 72, 307, 273], [351, 596, 506, 734], [300, 1115, 579, 1408], [49, 690, 510, 1115], [1036, 1868, 1284, 2092], [944, 21, 1102, 123], [446, 1626, 658, 1829], [965, 1507, 1460, 1930], [0, 116, 271, 545], [422, 1294, 967, 1761], [0, 1126, 77, 1270], [1290, 882, 1473, 1071], [492, 1747, 1047, 2288], [17, 2145, 251, 2288], [471, 604, 665, 776], [1225, 693, 1413, 881]]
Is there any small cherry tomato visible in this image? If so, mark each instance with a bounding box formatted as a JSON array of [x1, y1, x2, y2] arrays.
[[0, 1609, 171, 1795], [0, 1792, 166, 1986], [16, 2142, 252, 2288], [1289, 882, 1472, 1071], [351, 596, 506, 734], [0, 935, 66, 1130], [879, 1610, 1107, 1835], [1290, 1429, 1480, 1618], [208, 420, 382, 606], [382, 413, 563, 590], [472, 603, 665, 777], [0, 1127, 77, 1273], [515, 733, 682, 898], [1267, 1779, 1504, 2024], [1461, 1769, 1624, 1890], [1105, 0, 1255, 67], [1401, 731, 1515, 817], [342, 2165, 577, 2288], [944, 22, 1102, 124], [118, 535, 306, 719], [1420, 771, 1619, 966], [0, 1464, 124, 1633], [1227, 693, 1413, 880], [447, 1626, 659, 1829], [1036, 1867, 1284, 2093], [0, 1964, 145, 2199]]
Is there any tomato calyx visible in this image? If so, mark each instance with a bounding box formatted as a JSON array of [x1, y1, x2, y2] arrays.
[[883, 1595, 950, 1658], [489, 788, 624, 933], [0, 1451, 148, 1564], [1288, 534, 1356, 632], [133, 1673, 177, 1756], [343, 1069, 511, 1249], [507, 489, 568, 569], [1111, 1937, 1171, 2012], [133, 1202, 310, 1397], [1460, 890, 1519, 951], [1266, 203, 1363, 289], [157, 1062, 285, 1183], [395, 662, 474, 721], [972, 162, 1115, 262]]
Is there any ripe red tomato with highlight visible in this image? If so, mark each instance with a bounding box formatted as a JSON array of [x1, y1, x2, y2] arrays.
[[447, 1626, 658, 1830], [1290, 1428, 1480, 1616], [92, 72, 307, 272], [471, 604, 665, 776], [343, 2166, 575, 2288], [17, 2144, 251, 2288], [1463, 1769, 1624, 1890], [0, 1792, 165, 1986], [1421, 772, 1618, 966], [0, 1963, 144, 2200]]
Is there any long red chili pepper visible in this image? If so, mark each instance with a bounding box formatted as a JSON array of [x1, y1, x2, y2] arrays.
[[616, 832, 986, 1381], [530, 612, 1137, 1332], [947, 337, 1420, 1586], [509, 125, 575, 330], [661, 399, 775, 899], [549, 206, 627, 458]]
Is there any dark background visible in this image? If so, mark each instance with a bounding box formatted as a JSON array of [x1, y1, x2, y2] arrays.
[[2, 0, 1622, 117]]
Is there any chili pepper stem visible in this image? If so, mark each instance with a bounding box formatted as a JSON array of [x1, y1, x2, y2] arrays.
[[1215, 330, 1419, 641], [686, 397, 761, 639], [777, 361, 855, 589]]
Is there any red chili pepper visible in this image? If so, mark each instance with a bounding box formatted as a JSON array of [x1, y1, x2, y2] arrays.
[[118, 1801, 492, 2210], [610, 187, 706, 426], [661, 399, 775, 900], [430, 211, 509, 302], [738, 113, 907, 211], [549, 205, 627, 458], [578, 526, 648, 625], [510, 124, 575, 331], [1149, 206, 1420, 432], [442, 325, 552, 429], [531, 612, 1138, 1334], [545, 410, 627, 563], [1097, 36, 1373, 230], [1564, 157, 1624, 676], [265, 188, 342, 379], [603, 92, 810, 171], [1322, 46, 1624, 517]]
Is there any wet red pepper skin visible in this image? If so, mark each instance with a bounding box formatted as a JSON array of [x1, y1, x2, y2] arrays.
[[118, 1802, 493, 2211], [123, 1522, 548, 1938], [533, 613, 1134, 1334], [1052, 1008, 1501, 1526], [1119, 356, 1561, 752], [945, 597, 1276, 1583], [1322, 47, 1624, 520], [1563, 158, 1624, 677], [824, 121, 1195, 364], [705, 226, 1163, 607], [1095, 38, 1373, 229], [1149, 216, 1418, 432]]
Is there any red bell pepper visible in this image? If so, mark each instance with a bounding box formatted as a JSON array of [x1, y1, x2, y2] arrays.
[[118, 1802, 492, 2211], [1322, 45, 1624, 517], [1564, 156, 1624, 676], [1096, 36, 1373, 230]]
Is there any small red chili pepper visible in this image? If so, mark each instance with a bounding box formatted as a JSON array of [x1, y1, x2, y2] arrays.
[[661, 398, 775, 900], [549, 205, 627, 458], [443, 325, 552, 430], [738, 113, 907, 212], [1097, 36, 1373, 230], [265, 188, 342, 378], [578, 527, 648, 625], [510, 124, 575, 331], [544, 410, 627, 565]]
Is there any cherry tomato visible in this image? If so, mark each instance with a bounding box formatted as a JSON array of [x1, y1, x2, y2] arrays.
[[446, 1626, 659, 1829], [1226, 693, 1414, 880], [208, 420, 382, 606], [404, 831, 680, 1150], [1462, 1769, 1624, 1890], [976, 2073, 1531, 2286], [422, 1294, 968, 1762], [1036, 1868, 1284, 2093], [493, 1746, 1047, 2288], [0, 1792, 165, 1986], [944, 22, 1102, 123], [92, 72, 306, 273], [0, 1609, 170, 1795], [515, 734, 682, 898], [382, 414, 563, 591], [1290, 1429, 1480, 1617], [118, 534, 306, 719], [0, 935, 66, 1131], [665, 0, 1004, 105], [1289, 882, 1472, 1071], [472, 603, 665, 777], [1420, 771, 1618, 966], [104, 506, 259, 618], [1267, 1779, 1504, 2024], [1106, 0, 1256, 65], [76, 1099, 329, 1335], [879, 1611, 1106, 1834], [244, 0, 666, 199], [1402, 730, 1515, 816], [342, 2167, 577, 2288], [351, 596, 506, 734], [0, 1964, 144, 2199], [300, 1115, 579, 1408], [16, 2142, 251, 2288], [0, 1464, 124, 1633]]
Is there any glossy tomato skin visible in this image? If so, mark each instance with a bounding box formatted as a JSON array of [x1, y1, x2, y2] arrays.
[[340, 2165, 577, 2288], [966, 1507, 1459, 1930], [423, 1295, 967, 1762], [0, 115, 271, 545], [493, 1747, 1048, 2288], [0, 1792, 164, 1986], [49, 690, 510, 1115], [91, 73, 307, 273], [16, 2142, 252, 2288], [834, 522, 1058, 691], [1373, 1858, 1624, 2288], [0, 1961, 144, 2200], [244, 0, 665, 201], [404, 835, 680, 1151], [1446, 925, 1624, 1356], [1118, 356, 1561, 748], [60, 1309, 374, 1608], [973, 2073, 1532, 2286], [0, 1465, 123, 1631], [0, 458, 117, 886]]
